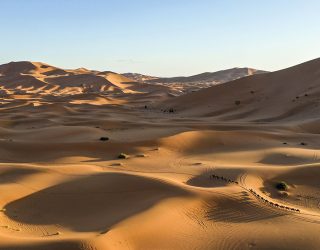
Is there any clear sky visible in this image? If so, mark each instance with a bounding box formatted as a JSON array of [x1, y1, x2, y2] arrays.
[[1, 0, 320, 77]]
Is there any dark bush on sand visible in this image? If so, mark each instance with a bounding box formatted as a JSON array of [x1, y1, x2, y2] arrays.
[[118, 153, 128, 159], [275, 181, 288, 191], [100, 137, 109, 141]]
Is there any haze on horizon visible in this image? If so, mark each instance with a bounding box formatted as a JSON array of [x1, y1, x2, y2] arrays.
[[1, 0, 320, 77]]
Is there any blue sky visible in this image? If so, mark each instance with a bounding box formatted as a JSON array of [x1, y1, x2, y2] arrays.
[[1, 0, 320, 76]]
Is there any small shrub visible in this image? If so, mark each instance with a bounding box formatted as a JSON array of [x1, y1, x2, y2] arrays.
[[100, 137, 109, 141], [235, 100, 241, 105], [279, 191, 289, 198], [118, 153, 128, 159], [136, 154, 146, 158], [275, 181, 288, 191], [110, 163, 123, 166]]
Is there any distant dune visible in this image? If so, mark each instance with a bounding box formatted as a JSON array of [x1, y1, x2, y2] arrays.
[[122, 73, 159, 82], [0, 61, 266, 99], [124, 68, 267, 94], [0, 59, 320, 250], [0, 61, 143, 95], [146, 67, 266, 84]]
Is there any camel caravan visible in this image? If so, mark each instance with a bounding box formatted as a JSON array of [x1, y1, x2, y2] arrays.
[[248, 188, 300, 213], [209, 173, 300, 213], [209, 174, 239, 185]]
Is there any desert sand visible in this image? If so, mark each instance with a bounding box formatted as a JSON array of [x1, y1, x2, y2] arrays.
[[0, 59, 320, 250]]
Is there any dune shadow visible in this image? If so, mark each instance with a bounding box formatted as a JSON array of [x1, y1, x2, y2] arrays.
[[268, 165, 320, 188], [4, 172, 190, 232], [187, 167, 246, 188], [258, 152, 312, 165], [186, 171, 229, 188], [0, 167, 39, 184], [0, 141, 145, 163], [0, 241, 83, 250]]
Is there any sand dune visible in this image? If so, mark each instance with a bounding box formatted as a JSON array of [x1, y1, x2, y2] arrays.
[[160, 58, 320, 121], [124, 68, 267, 94], [0, 61, 172, 99], [147, 67, 266, 84], [0, 59, 320, 249]]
